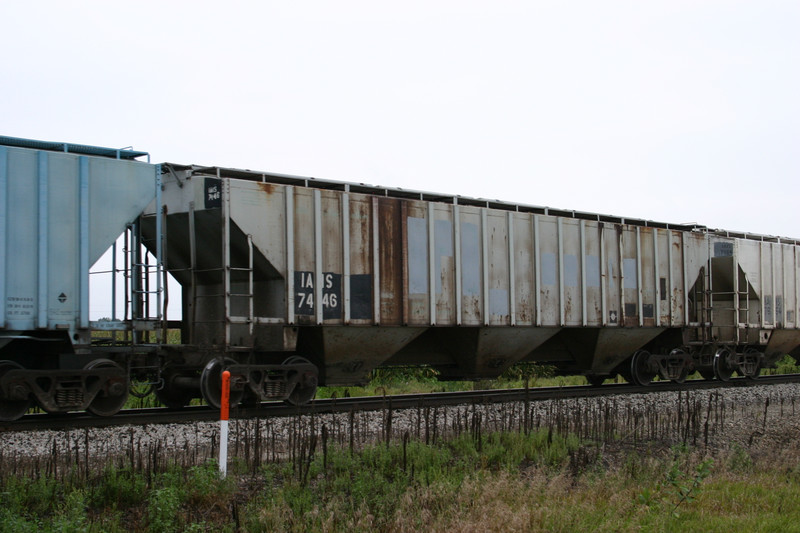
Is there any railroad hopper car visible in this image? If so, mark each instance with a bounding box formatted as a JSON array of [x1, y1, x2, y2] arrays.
[[1, 136, 800, 421]]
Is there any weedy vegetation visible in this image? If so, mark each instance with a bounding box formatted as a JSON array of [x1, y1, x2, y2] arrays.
[[4, 378, 800, 531]]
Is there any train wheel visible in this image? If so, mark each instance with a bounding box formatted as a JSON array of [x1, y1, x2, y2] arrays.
[[283, 356, 318, 406], [671, 367, 689, 384], [741, 348, 761, 380], [664, 349, 690, 384], [667, 349, 690, 384], [200, 358, 244, 410], [713, 349, 735, 382], [0, 361, 31, 422], [155, 365, 195, 409], [85, 359, 129, 417], [630, 350, 656, 386]]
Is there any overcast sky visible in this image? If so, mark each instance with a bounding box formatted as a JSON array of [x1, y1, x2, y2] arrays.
[[2, 0, 798, 241]]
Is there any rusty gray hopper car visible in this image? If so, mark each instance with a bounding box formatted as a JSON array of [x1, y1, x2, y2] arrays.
[[2, 135, 800, 421], [144, 164, 800, 395]]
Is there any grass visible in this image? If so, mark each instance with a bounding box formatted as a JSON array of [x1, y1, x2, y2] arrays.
[[312, 363, 593, 401], [3, 425, 800, 532], [0, 461, 236, 532]]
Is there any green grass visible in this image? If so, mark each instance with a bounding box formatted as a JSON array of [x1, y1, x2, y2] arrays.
[[239, 427, 581, 532], [316, 363, 590, 400], [0, 461, 236, 532], [4, 427, 800, 532]]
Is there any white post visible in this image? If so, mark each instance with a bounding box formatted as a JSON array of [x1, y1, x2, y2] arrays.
[[219, 370, 230, 477]]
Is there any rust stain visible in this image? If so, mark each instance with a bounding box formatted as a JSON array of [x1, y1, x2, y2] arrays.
[[401, 201, 409, 325], [350, 199, 371, 271], [256, 181, 279, 195], [518, 297, 531, 323], [377, 197, 403, 325]]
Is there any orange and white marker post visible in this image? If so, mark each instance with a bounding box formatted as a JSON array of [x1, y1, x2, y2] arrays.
[[219, 370, 231, 477]]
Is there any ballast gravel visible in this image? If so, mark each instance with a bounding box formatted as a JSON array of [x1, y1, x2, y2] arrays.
[[2, 383, 800, 463]]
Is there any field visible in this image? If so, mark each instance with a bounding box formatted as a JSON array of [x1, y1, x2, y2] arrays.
[[3, 421, 800, 531]]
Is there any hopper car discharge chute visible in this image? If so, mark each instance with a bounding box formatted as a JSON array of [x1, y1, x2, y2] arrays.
[[2, 135, 800, 421]]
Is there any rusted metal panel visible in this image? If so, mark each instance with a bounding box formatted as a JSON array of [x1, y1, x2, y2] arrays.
[[655, 229, 670, 326], [512, 213, 534, 326], [508, 213, 516, 326], [230, 180, 287, 276], [292, 188, 316, 325], [669, 230, 685, 324], [764, 243, 777, 327], [405, 200, 429, 325], [459, 206, 483, 325], [377, 197, 404, 325], [486, 211, 510, 325], [778, 244, 788, 327], [292, 188, 315, 274], [783, 243, 796, 327], [347, 194, 374, 325], [560, 218, 581, 326], [321, 190, 344, 324], [538, 215, 559, 326], [454, 204, 463, 324], [760, 241, 770, 327], [639, 227, 656, 327], [736, 239, 762, 295], [433, 204, 456, 324], [620, 226, 639, 327], [583, 221, 602, 327], [795, 245, 799, 330], [603, 224, 620, 326]]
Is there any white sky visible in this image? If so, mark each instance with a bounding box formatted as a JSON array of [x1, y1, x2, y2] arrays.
[[3, 1, 798, 238], [2, 1, 798, 239]]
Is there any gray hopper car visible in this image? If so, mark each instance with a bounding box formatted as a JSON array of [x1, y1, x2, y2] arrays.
[[1, 136, 800, 420]]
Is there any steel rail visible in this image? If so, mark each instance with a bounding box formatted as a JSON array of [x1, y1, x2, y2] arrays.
[[3, 374, 800, 432]]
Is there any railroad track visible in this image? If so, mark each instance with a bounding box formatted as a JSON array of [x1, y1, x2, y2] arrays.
[[4, 374, 800, 433]]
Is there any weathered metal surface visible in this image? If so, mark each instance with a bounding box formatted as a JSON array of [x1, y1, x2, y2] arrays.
[[300, 326, 427, 384], [0, 142, 157, 336], [389, 327, 561, 379], [147, 163, 800, 383]]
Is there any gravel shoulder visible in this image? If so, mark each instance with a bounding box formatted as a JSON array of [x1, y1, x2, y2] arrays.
[[2, 383, 799, 466]]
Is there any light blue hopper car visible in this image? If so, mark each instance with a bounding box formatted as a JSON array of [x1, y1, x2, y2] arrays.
[[1, 135, 799, 421]]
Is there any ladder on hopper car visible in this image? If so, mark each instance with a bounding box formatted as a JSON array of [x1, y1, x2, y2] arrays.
[[180, 178, 256, 348], [694, 238, 751, 346], [219, 194, 255, 346], [127, 214, 168, 344]]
